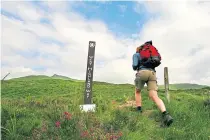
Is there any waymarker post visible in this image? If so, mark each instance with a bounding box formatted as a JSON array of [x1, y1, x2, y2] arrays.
[[80, 41, 96, 112]]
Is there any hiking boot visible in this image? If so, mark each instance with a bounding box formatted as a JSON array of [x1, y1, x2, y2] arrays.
[[162, 112, 173, 127], [137, 109, 142, 113], [136, 106, 142, 113]]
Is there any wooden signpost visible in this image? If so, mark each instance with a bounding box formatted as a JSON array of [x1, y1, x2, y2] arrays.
[[80, 41, 96, 112]]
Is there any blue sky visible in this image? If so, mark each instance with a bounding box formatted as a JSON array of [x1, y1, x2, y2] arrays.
[[69, 1, 150, 36]]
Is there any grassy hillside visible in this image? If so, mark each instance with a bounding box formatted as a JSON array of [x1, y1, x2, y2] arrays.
[[1, 77, 210, 140]]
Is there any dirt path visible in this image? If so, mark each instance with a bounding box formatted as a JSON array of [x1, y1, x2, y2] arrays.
[[118, 100, 136, 108]]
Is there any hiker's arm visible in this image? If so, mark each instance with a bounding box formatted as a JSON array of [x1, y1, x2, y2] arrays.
[[132, 53, 139, 70]]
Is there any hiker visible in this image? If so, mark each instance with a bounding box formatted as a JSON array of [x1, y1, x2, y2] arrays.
[[132, 40, 173, 127]]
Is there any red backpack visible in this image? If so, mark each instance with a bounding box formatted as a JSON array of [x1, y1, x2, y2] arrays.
[[138, 43, 161, 68]]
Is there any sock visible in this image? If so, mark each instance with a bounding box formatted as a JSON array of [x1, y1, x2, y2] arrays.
[[137, 106, 142, 111]]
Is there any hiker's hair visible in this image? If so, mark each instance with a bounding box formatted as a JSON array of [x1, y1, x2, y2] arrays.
[[136, 46, 141, 53], [136, 44, 145, 52]]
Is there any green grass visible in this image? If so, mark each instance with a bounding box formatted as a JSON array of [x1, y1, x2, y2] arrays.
[[1, 77, 210, 140]]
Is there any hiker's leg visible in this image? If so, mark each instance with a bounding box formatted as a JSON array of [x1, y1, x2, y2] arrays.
[[147, 71, 173, 126], [147, 71, 166, 112], [134, 71, 147, 110], [149, 89, 173, 126], [135, 88, 142, 107], [149, 90, 166, 112]]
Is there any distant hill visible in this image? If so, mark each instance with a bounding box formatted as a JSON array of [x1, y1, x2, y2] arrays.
[[8, 75, 51, 80], [6, 74, 77, 81], [158, 83, 209, 90], [172, 83, 208, 89], [51, 74, 86, 82], [51, 74, 73, 80]]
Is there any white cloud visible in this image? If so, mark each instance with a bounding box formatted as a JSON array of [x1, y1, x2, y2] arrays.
[[1, 1, 47, 22], [1, 1, 210, 86]]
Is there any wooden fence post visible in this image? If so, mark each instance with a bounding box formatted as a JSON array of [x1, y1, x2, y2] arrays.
[[164, 67, 170, 103]]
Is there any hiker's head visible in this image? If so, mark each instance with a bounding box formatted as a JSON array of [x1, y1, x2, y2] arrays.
[[145, 40, 152, 45]]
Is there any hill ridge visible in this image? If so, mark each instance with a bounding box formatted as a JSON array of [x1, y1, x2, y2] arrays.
[[3, 74, 209, 90]]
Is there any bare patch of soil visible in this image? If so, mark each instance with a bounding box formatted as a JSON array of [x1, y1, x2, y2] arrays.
[[118, 100, 136, 109]]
